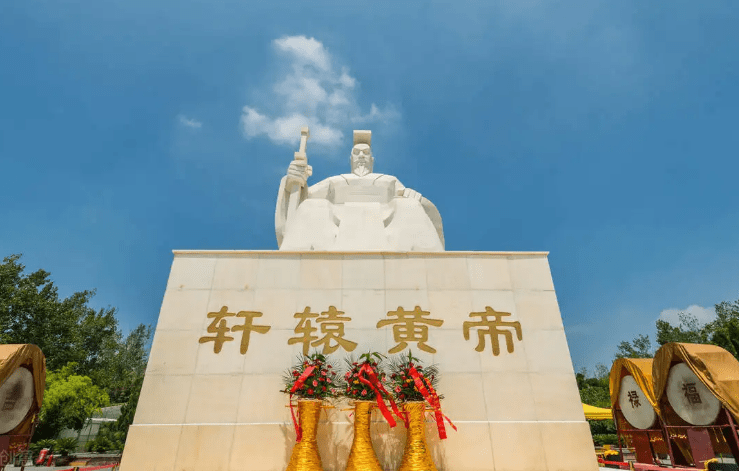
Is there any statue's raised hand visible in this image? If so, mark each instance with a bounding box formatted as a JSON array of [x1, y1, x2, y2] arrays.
[[286, 160, 312, 190]]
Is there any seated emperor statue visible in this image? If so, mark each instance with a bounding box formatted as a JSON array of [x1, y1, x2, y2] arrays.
[[275, 130, 444, 251]]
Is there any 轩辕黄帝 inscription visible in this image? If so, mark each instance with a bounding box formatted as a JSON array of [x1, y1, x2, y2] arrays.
[[198, 305, 523, 356]]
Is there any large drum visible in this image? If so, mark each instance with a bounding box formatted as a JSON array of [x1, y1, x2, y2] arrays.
[[618, 374, 657, 429], [666, 363, 721, 426], [0, 366, 35, 434]]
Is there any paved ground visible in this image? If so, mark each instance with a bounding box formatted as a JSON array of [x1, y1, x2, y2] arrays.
[[4, 467, 82, 470], [3, 464, 118, 470]]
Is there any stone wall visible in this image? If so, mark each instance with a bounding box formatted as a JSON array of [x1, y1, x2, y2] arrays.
[[120, 251, 598, 471]]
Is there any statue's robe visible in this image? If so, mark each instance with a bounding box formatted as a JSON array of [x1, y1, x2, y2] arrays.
[[275, 173, 444, 251]]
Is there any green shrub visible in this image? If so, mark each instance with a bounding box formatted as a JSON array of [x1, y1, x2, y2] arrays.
[[86, 424, 124, 453], [592, 433, 619, 446], [55, 437, 78, 456], [29, 438, 56, 456]]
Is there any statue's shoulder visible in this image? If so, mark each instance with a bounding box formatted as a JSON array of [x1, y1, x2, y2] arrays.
[[309, 174, 345, 188], [316, 173, 399, 186], [370, 173, 397, 181]]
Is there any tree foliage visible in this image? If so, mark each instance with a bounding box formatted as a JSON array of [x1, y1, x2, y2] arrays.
[[615, 298, 739, 363], [35, 363, 110, 440], [708, 299, 739, 358], [577, 365, 611, 408], [1, 253, 152, 442], [85, 375, 144, 452], [0, 254, 151, 401], [655, 311, 710, 346], [0, 254, 109, 371], [86, 426, 125, 453], [93, 324, 152, 403], [615, 333, 654, 359], [54, 437, 79, 456], [576, 366, 616, 443]]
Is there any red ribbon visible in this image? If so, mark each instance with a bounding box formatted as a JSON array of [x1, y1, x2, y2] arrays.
[[58, 466, 119, 471], [289, 365, 316, 442], [408, 366, 457, 439], [356, 363, 404, 427]]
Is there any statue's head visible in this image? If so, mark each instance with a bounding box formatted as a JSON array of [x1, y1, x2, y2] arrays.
[[350, 144, 373, 176], [350, 130, 373, 177]]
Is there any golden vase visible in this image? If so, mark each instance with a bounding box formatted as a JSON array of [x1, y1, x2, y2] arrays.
[[398, 401, 438, 471], [345, 401, 383, 471], [286, 399, 324, 471]]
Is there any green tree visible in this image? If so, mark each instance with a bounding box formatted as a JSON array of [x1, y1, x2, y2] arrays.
[[0, 254, 151, 399], [35, 363, 110, 440], [651, 301, 739, 360], [615, 333, 654, 359], [577, 364, 611, 408], [655, 311, 710, 346], [115, 373, 144, 435], [616, 306, 728, 360], [0, 254, 97, 370], [92, 324, 152, 403], [86, 425, 125, 453], [87, 373, 145, 452], [708, 299, 739, 358], [576, 365, 617, 444]]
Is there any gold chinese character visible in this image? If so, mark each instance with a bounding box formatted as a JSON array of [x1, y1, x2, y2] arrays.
[[231, 311, 271, 354], [377, 306, 443, 354], [463, 307, 522, 355], [199, 306, 270, 354], [314, 306, 357, 354], [199, 306, 235, 353], [288, 306, 357, 354], [288, 307, 320, 354]]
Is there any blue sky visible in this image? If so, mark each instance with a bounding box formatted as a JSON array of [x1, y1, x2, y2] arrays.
[[2, 1, 738, 373]]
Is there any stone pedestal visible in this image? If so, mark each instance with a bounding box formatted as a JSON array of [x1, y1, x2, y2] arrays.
[[119, 250, 598, 471]]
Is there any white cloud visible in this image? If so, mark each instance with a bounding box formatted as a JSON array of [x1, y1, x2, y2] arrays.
[[274, 35, 330, 72], [240, 35, 399, 151], [352, 103, 401, 124], [178, 115, 202, 129], [242, 109, 342, 147], [659, 304, 716, 326]]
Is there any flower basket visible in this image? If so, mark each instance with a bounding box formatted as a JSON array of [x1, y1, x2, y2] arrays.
[[388, 351, 456, 471], [345, 400, 382, 471], [398, 401, 437, 471], [282, 353, 338, 471], [285, 399, 323, 471], [342, 353, 401, 471]]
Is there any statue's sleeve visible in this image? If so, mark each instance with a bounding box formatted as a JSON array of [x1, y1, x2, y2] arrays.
[[275, 176, 307, 247], [275, 177, 330, 247], [420, 197, 445, 248], [392, 178, 445, 248]]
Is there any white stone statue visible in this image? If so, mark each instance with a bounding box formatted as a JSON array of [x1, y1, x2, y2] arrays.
[[275, 130, 444, 251]]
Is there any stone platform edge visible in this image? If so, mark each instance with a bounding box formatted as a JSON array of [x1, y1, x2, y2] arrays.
[[172, 250, 550, 256]]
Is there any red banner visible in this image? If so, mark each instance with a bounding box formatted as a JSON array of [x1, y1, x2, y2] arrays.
[[289, 365, 316, 442], [356, 363, 404, 427], [408, 367, 457, 439]]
